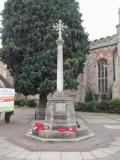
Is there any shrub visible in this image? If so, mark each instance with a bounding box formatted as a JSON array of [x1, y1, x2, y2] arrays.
[[94, 94, 99, 101], [113, 108, 120, 113], [74, 102, 87, 111], [85, 90, 94, 102], [19, 101, 25, 106], [75, 99, 120, 114], [87, 101, 97, 112], [110, 99, 120, 106], [100, 94, 108, 100], [93, 101, 110, 112], [14, 99, 26, 106], [110, 99, 120, 113], [26, 100, 37, 107]]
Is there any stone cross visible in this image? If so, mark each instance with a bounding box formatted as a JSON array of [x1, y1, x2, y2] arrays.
[[53, 20, 67, 40], [53, 20, 67, 92]]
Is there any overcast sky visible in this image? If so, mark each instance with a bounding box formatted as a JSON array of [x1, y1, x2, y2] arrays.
[[0, 0, 120, 41], [78, 0, 120, 40]]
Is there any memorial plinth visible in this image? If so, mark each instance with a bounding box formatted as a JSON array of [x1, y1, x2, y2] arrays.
[[45, 93, 77, 128]]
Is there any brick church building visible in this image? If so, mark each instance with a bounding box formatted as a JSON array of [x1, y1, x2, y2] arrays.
[[0, 8, 120, 101], [83, 8, 120, 100]]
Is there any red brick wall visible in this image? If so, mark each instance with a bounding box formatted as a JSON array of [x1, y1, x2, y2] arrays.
[[85, 45, 116, 96]]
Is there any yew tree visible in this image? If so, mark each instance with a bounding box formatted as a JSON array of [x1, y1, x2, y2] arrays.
[[0, 0, 89, 107]]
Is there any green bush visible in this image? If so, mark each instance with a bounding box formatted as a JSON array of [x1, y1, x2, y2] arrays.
[[100, 94, 108, 100], [15, 99, 37, 107], [110, 99, 120, 113], [93, 101, 110, 112], [19, 101, 25, 106], [75, 99, 120, 114], [94, 94, 99, 101], [87, 101, 97, 112], [85, 90, 94, 102], [110, 99, 120, 106], [74, 102, 87, 111], [26, 100, 37, 107], [14, 99, 26, 106], [75, 102, 94, 112], [113, 108, 120, 113]]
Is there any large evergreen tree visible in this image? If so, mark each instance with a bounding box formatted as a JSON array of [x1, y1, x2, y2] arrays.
[[0, 0, 89, 107]]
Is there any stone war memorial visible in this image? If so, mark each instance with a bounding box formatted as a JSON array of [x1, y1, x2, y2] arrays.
[[27, 20, 92, 141], [45, 20, 76, 129]]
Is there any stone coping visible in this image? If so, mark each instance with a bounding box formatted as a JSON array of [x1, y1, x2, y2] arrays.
[[90, 34, 117, 49]]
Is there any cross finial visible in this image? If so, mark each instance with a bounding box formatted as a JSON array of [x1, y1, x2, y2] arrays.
[[118, 8, 120, 25], [53, 20, 67, 40]]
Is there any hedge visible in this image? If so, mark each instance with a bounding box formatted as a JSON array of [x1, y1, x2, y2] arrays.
[[14, 99, 37, 107], [74, 99, 120, 114]]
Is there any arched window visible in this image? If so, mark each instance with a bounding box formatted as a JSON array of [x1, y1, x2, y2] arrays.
[[98, 59, 108, 94]]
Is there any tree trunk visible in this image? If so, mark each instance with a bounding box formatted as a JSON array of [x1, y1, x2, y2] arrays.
[[38, 93, 47, 108]]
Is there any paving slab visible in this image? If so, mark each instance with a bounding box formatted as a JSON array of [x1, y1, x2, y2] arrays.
[[85, 118, 119, 124], [100, 146, 120, 154], [80, 152, 97, 160], [92, 149, 110, 158], [8, 150, 23, 158], [0, 148, 15, 157], [40, 152, 61, 160], [103, 125, 120, 129], [61, 152, 82, 160], [26, 152, 40, 160], [15, 151, 30, 160]]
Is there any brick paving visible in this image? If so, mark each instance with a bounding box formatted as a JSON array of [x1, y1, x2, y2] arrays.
[[0, 107, 120, 160]]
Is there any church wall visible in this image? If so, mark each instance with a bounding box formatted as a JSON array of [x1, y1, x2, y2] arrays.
[[0, 61, 13, 87], [6, 69, 13, 86], [0, 61, 7, 87], [0, 61, 6, 77], [86, 45, 116, 97]]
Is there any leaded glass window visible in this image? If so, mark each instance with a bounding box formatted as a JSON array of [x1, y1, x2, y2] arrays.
[[98, 59, 108, 94]]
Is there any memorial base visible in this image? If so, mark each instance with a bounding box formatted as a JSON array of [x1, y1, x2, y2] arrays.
[[45, 92, 77, 128]]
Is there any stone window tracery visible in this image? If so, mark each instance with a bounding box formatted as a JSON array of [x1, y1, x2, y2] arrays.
[[98, 59, 108, 94]]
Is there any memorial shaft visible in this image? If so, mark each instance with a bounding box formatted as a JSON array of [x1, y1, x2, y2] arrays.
[[56, 39, 64, 92], [53, 20, 67, 92]]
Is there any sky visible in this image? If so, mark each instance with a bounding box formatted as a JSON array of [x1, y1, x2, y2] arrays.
[[78, 0, 120, 40], [0, 0, 120, 42]]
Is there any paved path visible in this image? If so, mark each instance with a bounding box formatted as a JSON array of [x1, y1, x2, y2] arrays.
[[0, 108, 120, 160]]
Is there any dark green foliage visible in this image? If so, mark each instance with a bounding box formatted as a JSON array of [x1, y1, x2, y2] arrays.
[[85, 90, 94, 102], [87, 101, 96, 112], [14, 99, 26, 106], [0, 0, 89, 106], [111, 99, 120, 107], [19, 101, 25, 106], [100, 94, 108, 100], [93, 101, 110, 112], [74, 102, 87, 111], [94, 94, 99, 101], [110, 99, 120, 113], [15, 99, 36, 107], [75, 99, 120, 114], [26, 99, 37, 107]]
